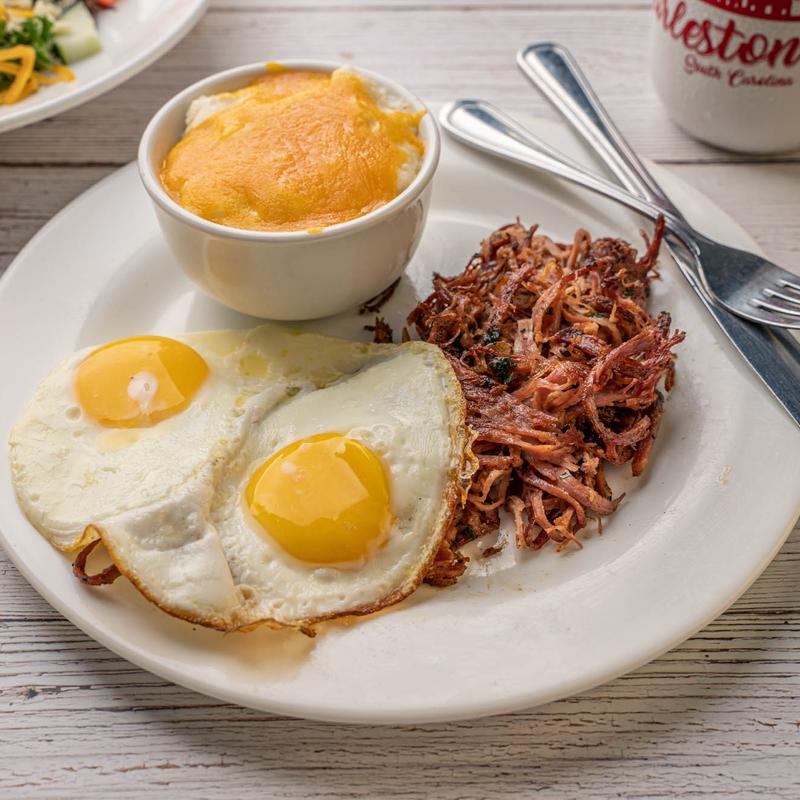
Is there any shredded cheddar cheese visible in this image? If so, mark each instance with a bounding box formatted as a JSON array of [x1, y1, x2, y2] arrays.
[[37, 63, 74, 84], [0, 5, 77, 106], [160, 67, 426, 233], [0, 44, 36, 104]]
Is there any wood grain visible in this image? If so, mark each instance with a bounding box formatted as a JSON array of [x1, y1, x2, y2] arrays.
[[2, 527, 799, 798], [0, 2, 797, 167], [214, 0, 651, 7], [5, 162, 799, 278], [2, 0, 800, 796]]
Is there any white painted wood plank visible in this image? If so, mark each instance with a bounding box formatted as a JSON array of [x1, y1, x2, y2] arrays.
[[2, 161, 800, 796], [1, 166, 116, 276], [1, 525, 799, 798], [1, 5, 796, 165], [669, 162, 800, 272], [2, 1, 800, 795], [5, 163, 799, 277], [212, 0, 648, 7]]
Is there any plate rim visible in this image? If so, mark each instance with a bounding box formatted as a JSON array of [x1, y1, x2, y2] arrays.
[[0, 0, 209, 134], [2, 146, 799, 724]]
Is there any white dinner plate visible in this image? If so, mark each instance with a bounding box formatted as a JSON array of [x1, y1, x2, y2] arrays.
[[1, 115, 798, 724], [0, 0, 207, 134]]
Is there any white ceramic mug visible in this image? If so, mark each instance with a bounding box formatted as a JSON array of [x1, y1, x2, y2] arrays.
[[650, 0, 800, 153]]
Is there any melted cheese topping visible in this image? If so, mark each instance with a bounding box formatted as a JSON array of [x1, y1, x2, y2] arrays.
[[160, 66, 425, 233]]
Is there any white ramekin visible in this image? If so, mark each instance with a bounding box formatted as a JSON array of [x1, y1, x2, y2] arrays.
[[138, 60, 440, 320]]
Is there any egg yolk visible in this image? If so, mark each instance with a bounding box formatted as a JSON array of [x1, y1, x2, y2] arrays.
[[75, 336, 208, 428], [246, 433, 392, 565]]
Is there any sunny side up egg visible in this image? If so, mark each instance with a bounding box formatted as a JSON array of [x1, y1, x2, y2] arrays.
[[9, 325, 473, 632]]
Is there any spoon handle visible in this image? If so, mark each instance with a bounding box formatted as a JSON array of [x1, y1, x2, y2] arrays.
[[438, 99, 696, 251], [517, 42, 683, 219]]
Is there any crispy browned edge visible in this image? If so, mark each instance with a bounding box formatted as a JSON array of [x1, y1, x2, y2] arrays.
[[75, 345, 478, 636]]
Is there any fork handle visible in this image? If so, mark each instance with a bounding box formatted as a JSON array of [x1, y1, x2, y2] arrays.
[[517, 43, 685, 220]]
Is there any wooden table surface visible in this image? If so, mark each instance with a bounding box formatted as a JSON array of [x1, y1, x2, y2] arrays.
[[2, 1, 800, 797]]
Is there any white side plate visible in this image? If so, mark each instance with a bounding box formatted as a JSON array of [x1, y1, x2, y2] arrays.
[[0, 0, 207, 134], [0, 116, 798, 723]]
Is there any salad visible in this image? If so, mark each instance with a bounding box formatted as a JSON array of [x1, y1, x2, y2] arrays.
[[0, 1, 115, 104]]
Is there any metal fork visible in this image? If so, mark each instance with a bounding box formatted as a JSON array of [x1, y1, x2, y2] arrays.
[[441, 98, 800, 331], [439, 98, 710, 293], [438, 101, 800, 427], [514, 43, 800, 330]]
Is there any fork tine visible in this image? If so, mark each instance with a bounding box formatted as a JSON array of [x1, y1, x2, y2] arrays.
[[751, 298, 800, 318], [763, 288, 800, 308], [778, 278, 800, 295]]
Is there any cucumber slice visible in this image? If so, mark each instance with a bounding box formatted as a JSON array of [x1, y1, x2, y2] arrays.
[[54, 3, 102, 65]]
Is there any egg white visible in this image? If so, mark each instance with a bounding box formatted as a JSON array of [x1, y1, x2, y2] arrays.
[[11, 326, 472, 632], [219, 344, 469, 628], [9, 329, 269, 552]]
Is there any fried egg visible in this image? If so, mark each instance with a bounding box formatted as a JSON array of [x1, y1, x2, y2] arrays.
[[10, 326, 472, 631], [10, 332, 263, 552]]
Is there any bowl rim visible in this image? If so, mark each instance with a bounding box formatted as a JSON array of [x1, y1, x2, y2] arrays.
[[138, 59, 440, 243]]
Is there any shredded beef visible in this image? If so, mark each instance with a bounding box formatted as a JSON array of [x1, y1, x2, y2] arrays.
[[405, 218, 684, 585]]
